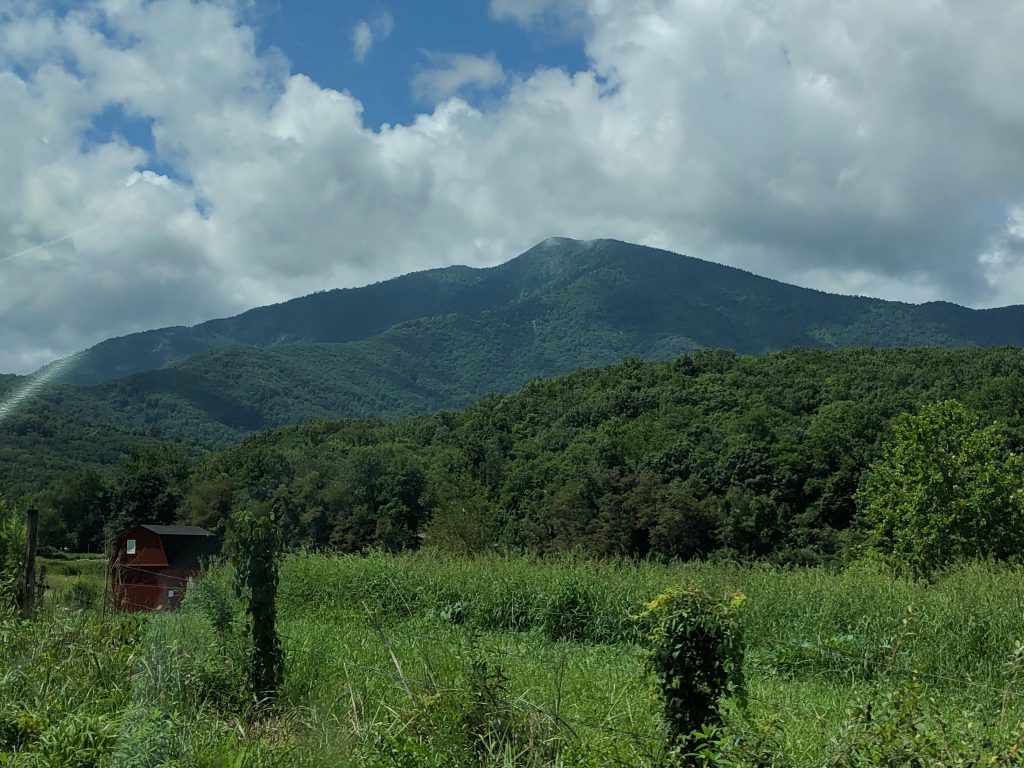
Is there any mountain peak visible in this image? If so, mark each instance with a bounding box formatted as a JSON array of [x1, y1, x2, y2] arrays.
[[36, 238, 1024, 391]]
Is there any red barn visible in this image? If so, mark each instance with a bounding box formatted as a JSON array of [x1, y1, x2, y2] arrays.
[[110, 525, 220, 612]]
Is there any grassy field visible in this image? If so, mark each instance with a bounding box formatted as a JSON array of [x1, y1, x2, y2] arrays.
[[4, 553, 1024, 766], [35, 553, 108, 606]]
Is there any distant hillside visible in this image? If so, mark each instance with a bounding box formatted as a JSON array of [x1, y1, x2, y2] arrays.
[[46, 238, 1024, 389], [4, 238, 1024, 477], [176, 346, 1024, 561], [0, 374, 175, 496]]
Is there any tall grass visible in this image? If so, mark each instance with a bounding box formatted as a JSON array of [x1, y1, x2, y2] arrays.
[[282, 552, 1024, 690], [4, 553, 1024, 766]]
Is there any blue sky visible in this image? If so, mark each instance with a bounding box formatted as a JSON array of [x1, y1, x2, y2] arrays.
[[2, 0, 1024, 373], [85, 0, 590, 162], [253, 0, 588, 127]]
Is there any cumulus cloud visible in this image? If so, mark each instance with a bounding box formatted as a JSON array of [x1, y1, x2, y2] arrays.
[[411, 51, 505, 103], [351, 11, 393, 63], [1, 0, 1024, 373]]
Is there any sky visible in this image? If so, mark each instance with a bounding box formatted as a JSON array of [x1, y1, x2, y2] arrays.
[[1, 0, 1024, 374]]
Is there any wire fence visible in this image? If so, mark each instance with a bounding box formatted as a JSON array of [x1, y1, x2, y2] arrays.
[[88, 561, 1024, 703], [332, 654, 665, 748]]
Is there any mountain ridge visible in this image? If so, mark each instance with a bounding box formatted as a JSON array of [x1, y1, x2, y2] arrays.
[[41, 237, 1023, 386], [4, 237, 1023, 491]]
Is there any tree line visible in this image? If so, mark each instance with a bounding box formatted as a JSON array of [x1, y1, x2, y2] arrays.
[[18, 347, 1024, 570]]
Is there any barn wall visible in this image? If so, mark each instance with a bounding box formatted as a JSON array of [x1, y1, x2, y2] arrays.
[[110, 527, 217, 612], [112, 527, 170, 611], [114, 566, 198, 612], [113, 526, 168, 567]]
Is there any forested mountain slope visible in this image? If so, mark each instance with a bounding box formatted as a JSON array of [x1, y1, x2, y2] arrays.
[[0, 374, 174, 496], [5, 238, 1024, 488], [6, 237, 1015, 450], [43, 237, 1024, 389], [73, 346, 1024, 562]]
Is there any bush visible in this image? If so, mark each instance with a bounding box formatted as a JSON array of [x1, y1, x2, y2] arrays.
[[827, 680, 1024, 767], [181, 561, 240, 633], [0, 709, 46, 752], [637, 585, 746, 759]]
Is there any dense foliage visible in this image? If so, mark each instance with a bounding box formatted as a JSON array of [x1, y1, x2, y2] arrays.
[[859, 400, 1024, 576], [227, 504, 285, 704], [6, 554, 1024, 766], [7, 238, 1024, 480], [0, 497, 24, 608], [637, 586, 746, 755], [21, 346, 1024, 567]]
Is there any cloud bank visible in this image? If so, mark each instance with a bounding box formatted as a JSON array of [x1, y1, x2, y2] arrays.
[[1, 0, 1024, 373]]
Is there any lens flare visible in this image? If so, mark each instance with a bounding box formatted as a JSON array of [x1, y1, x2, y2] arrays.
[[0, 352, 83, 426], [0, 223, 102, 265]]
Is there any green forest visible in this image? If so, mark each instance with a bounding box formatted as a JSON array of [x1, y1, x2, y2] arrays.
[[7, 238, 1024, 503], [20, 346, 1024, 571]]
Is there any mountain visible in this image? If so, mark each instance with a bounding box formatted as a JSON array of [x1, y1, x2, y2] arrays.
[[48, 237, 1024, 388], [4, 237, 1024, 491]]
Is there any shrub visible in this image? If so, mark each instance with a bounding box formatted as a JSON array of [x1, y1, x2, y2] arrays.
[[637, 585, 746, 759], [0, 710, 46, 752], [181, 561, 240, 634], [538, 578, 597, 641]]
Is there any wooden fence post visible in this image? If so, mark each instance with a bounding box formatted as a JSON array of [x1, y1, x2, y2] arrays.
[[18, 505, 39, 619]]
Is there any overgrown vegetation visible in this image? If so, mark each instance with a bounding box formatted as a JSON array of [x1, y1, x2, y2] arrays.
[[4, 553, 1024, 766], [637, 586, 746, 758], [227, 504, 285, 706], [0, 497, 24, 611]]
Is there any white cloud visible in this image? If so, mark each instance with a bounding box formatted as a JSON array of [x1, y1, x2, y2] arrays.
[[351, 11, 393, 64], [489, 0, 590, 33], [2, 0, 1024, 373], [411, 51, 505, 103]]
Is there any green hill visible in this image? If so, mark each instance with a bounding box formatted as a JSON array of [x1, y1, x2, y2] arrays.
[[0, 374, 175, 496], [5, 238, 1024, 490], [166, 346, 1024, 562]]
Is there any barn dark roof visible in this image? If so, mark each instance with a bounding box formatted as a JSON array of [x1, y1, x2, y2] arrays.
[[140, 525, 213, 537]]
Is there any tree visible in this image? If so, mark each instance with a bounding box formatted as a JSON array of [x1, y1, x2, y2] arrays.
[[108, 444, 190, 534], [857, 400, 1024, 576], [422, 475, 498, 555], [326, 445, 428, 552], [41, 467, 110, 552]]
